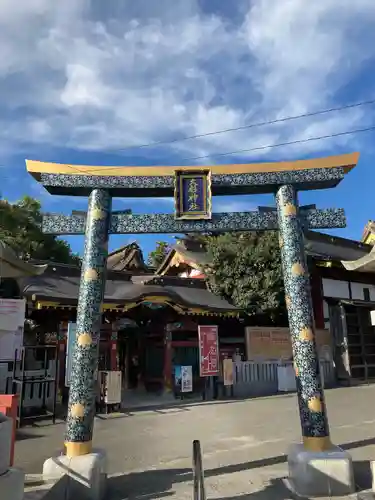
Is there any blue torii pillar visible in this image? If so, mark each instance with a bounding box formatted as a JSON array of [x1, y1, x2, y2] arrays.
[[276, 184, 330, 452], [64, 189, 112, 457]]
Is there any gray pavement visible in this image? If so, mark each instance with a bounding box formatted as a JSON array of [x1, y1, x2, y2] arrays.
[[19, 385, 375, 498]]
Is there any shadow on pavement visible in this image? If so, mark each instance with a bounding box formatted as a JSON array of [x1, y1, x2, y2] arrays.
[[16, 429, 44, 441], [109, 468, 190, 499], [30, 419, 66, 428], [116, 384, 374, 417], [108, 434, 375, 498], [108, 473, 300, 500], [208, 478, 303, 500], [97, 393, 297, 420]]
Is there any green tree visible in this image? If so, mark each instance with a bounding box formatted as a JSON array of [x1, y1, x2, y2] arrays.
[[147, 241, 171, 269], [203, 231, 287, 323], [0, 196, 81, 265]]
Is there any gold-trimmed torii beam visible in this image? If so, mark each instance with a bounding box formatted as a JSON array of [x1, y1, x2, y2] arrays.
[[26, 152, 359, 197]]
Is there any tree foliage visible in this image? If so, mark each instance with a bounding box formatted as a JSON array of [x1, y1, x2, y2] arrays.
[[147, 241, 171, 269], [0, 196, 81, 265], [203, 231, 287, 323]]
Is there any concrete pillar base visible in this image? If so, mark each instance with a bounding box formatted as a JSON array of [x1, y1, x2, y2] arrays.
[[43, 449, 107, 500], [369, 460, 375, 491], [0, 467, 25, 500], [288, 443, 355, 497]]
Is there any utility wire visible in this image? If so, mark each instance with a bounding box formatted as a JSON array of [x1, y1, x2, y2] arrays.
[[1, 122, 374, 181], [179, 125, 375, 162], [110, 98, 375, 151]]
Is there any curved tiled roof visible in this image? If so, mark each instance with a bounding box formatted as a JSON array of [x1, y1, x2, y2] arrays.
[[0, 241, 48, 278], [21, 272, 239, 313], [107, 241, 149, 272]]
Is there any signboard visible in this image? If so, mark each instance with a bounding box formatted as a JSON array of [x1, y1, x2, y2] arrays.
[[198, 325, 219, 376], [0, 327, 24, 361], [0, 299, 25, 361], [371, 310, 375, 326], [181, 366, 193, 393], [223, 358, 234, 386], [65, 322, 77, 387], [175, 365, 193, 393], [0, 299, 25, 331], [174, 170, 212, 220]]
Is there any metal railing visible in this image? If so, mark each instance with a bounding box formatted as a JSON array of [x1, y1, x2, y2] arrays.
[[192, 440, 206, 500]]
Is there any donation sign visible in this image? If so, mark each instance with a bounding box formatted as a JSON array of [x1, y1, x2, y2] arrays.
[[198, 325, 219, 376]]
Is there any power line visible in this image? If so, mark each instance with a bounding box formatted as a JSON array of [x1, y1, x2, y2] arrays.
[[1, 123, 374, 181], [180, 125, 375, 162], [110, 98, 375, 151]]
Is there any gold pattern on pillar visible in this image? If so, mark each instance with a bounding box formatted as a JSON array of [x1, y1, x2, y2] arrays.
[[299, 327, 314, 342], [70, 403, 85, 418], [291, 263, 305, 276], [283, 203, 297, 216], [77, 333, 93, 347], [84, 268, 98, 281], [308, 396, 323, 413]]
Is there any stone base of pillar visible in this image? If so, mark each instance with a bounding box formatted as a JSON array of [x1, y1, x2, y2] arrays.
[[43, 449, 107, 500], [369, 461, 375, 491], [288, 443, 355, 497], [0, 467, 24, 500]]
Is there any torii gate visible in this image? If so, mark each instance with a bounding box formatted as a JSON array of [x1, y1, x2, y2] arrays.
[[26, 152, 359, 497]]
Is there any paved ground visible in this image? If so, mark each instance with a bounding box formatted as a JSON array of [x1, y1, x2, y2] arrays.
[[19, 385, 375, 498]]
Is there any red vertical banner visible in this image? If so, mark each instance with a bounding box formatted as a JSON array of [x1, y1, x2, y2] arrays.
[[110, 327, 118, 370], [198, 325, 219, 376]]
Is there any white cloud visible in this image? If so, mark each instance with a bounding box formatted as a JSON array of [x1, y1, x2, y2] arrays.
[[0, 0, 375, 164], [213, 196, 257, 213], [115, 194, 258, 215]]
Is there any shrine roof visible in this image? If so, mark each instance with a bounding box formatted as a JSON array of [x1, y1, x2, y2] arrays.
[[156, 241, 209, 276], [26, 152, 359, 196], [341, 244, 375, 273], [0, 241, 48, 278], [156, 231, 372, 276], [21, 267, 239, 314], [304, 230, 371, 262], [107, 241, 149, 273]]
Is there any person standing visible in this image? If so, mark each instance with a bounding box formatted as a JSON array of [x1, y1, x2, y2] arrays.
[[129, 355, 139, 389]]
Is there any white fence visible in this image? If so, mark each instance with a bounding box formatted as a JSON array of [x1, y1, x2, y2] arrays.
[[232, 360, 335, 397], [0, 361, 57, 409], [0, 358, 336, 406]]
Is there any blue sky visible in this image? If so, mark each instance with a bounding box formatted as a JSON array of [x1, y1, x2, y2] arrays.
[[1, 0, 375, 259]]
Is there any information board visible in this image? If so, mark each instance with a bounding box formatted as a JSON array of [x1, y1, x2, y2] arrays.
[[198, 325, 219, 377], [181, 366, 193, 392]]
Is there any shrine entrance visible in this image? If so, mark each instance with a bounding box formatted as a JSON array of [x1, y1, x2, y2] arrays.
[[26, 153, 359, 463]]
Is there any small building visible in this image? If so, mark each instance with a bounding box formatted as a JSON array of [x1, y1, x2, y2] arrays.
[[306, 230, 375, 383], [20, 252, 242, 399]]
